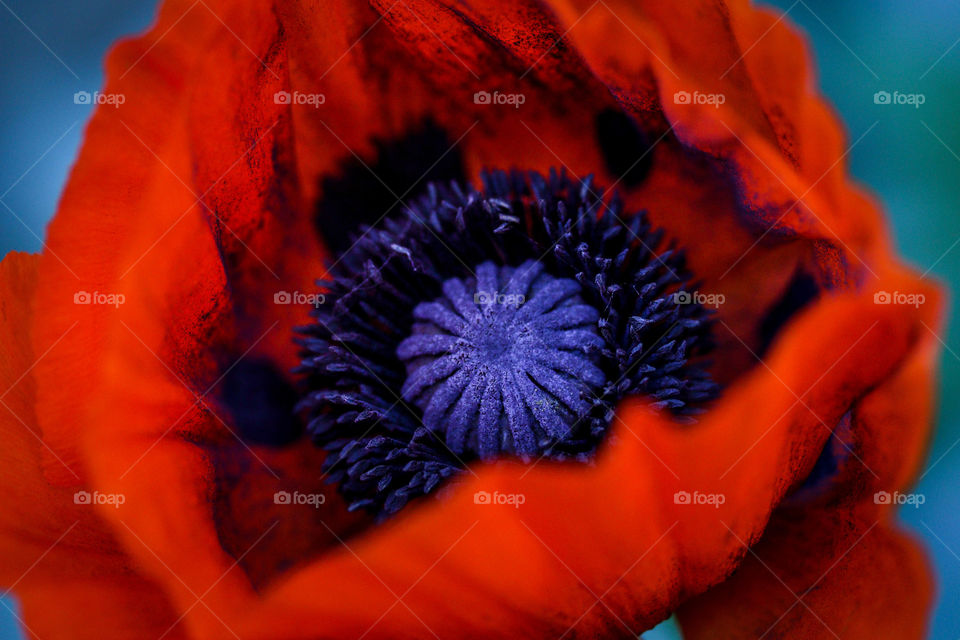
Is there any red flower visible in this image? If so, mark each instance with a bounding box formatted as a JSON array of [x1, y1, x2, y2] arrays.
[[0, 0, 943, 638]]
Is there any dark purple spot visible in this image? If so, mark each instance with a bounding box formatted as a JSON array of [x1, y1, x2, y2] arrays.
[[221, 359, 301, 445], [757, 269, 820, 356], [315, 120, 466, 253], [595, 108, 654, 188]]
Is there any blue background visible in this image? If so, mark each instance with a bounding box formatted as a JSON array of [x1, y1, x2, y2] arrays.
[[0, 1, 957, 638]]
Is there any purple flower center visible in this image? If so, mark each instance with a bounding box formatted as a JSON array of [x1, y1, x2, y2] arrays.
[[397, 260, 606, 459], [297, 168, 719, 516]]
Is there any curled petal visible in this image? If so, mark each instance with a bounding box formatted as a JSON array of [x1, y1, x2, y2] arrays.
[[677, 507, 933, 639]]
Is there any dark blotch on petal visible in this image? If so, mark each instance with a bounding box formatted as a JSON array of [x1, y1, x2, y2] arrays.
[[595, 108, 654, 188], [757, 269, 820, 357], [315, 120, 467, 253], [787, 412, 853, 503], [220, 359, 302, 445]]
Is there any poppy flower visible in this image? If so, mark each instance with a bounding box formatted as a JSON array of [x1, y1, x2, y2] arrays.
[[0, 0, 943, 638]]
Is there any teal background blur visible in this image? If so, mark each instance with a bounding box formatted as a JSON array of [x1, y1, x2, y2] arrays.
[[0, 1, 956, 638]]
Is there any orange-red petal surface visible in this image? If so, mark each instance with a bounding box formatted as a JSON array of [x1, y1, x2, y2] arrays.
[[30, 0, 229, 485], [678, 506, 933, 639], [0, 252, 185, 639], [677, 277, 942, 639]]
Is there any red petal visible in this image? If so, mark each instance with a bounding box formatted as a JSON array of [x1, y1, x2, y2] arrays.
[[677, 506, 933, 639], [31, 0, 231, 485], [676, 268, 941, 639], [551, 0, 885, 251], [0, 252, 185, 639]]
